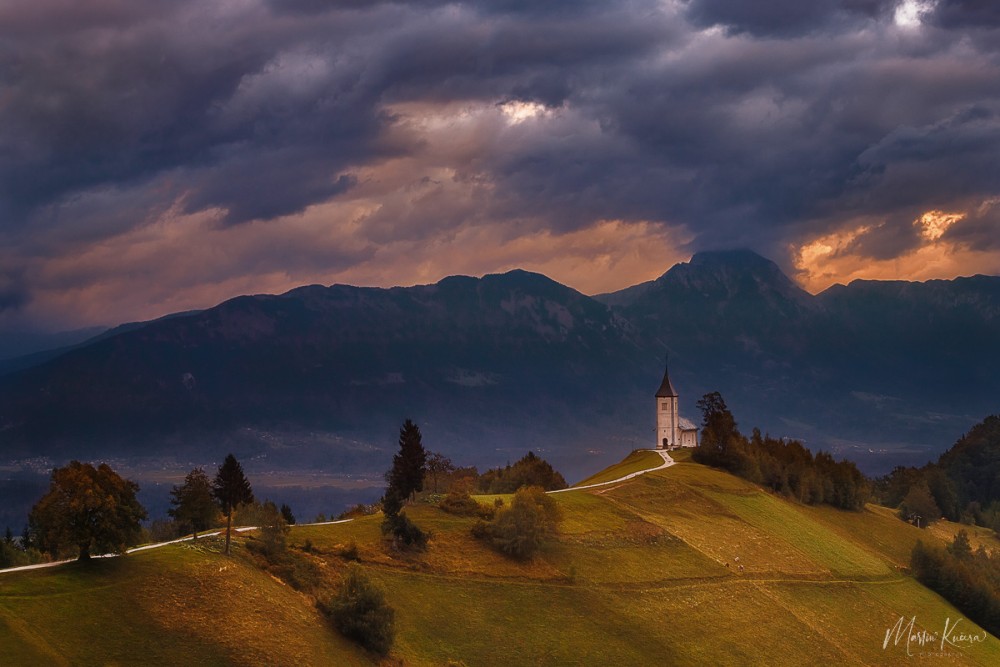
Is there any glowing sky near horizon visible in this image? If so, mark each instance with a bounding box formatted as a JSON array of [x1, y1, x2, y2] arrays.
[[1, 0, 999, 329]]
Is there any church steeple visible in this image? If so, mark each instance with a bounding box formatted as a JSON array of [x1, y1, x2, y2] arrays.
[[655, 354, 678, 398]]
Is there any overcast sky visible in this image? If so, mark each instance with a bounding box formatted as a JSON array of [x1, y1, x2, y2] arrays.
[[1, 0, 998, 330]]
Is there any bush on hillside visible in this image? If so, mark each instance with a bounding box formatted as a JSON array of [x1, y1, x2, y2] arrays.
[[319, 565, 396, 656], [244, 501, 321, 593], [473, 486, 562, 560], [439, 490, 495, 519], [0, 532, 45, 569], [339, 540, 361, 561], [381, 511, 428, 550], [336, 503, 380, 521]]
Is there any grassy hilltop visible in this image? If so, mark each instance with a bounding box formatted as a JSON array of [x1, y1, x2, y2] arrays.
[[3, 449, 999, 665]]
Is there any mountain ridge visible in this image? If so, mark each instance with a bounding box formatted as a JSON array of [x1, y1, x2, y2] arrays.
[[0, 250, 997, 485]]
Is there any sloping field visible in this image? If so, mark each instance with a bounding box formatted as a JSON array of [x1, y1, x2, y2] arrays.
[[0, 541, 368, 666], [2, 453, 998, 665]]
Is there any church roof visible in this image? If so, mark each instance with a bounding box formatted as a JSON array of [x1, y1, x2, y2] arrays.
[[679, 417, 697, 431], [655, 361, 678, 397]]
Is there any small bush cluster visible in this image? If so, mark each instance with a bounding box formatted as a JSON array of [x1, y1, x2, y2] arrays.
[[0, 528, 45, 569], [335, 503, 381, 521], [473, 486, 562, 560], [381, 511, 428, 550], [244, 501, 321, 593], [439, 491, 494, 519], [339, 540, 361, 561], [477, 452, 568, 493], [319, 565, 396, 656]]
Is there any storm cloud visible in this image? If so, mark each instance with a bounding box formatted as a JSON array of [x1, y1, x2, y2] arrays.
[[1, 0, 998, 329]]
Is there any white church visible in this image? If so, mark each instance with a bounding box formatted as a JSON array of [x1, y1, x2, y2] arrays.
[[655, 358, 698, 449]]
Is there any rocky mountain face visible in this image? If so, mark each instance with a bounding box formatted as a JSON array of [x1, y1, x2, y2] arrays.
[[1, 251, 998, 481]]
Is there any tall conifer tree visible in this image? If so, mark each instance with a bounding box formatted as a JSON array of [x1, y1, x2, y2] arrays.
[[386, 419, 427, 502], [212, 454, 254, 555]]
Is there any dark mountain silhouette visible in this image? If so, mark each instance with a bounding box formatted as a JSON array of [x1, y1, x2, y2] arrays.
[[597, 251, 1000, 471], [1, 251, 997, 480], [0, 270, 652, 480]]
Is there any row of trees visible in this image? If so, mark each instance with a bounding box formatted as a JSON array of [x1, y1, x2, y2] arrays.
[[394, 449, 567, 498], [23, 453, 257, 561], [875, 415, 1000, 530], [911, 532, 1000, 637], [476, 452, 567, 493], [693, 392, 869, 510]]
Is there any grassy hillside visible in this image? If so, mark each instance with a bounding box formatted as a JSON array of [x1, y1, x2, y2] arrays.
[[0, 541, 370, 666], [3, 453, 999, 665]]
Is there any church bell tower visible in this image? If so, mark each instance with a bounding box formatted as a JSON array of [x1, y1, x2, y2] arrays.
[[655, 356, 679, 449]]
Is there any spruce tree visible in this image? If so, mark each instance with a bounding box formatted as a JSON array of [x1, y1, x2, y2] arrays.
[[212, 454, 254, 555], [386, 419, 427, 502]]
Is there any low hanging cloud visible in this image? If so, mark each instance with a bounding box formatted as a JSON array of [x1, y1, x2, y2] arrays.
[[0, 0, 999, 330]]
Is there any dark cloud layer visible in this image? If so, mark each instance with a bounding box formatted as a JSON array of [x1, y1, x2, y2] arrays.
[[1, 0, 999, 328], [684, 0, 895, 37]]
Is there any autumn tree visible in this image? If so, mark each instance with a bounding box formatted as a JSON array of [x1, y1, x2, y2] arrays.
[[425, 452, 456, 494], [697, 392, 741, 451], [168, 468, 217, 539], [29, 461, 147, 560], [213, 454, 254, 555], [899, 479, 941, 528]]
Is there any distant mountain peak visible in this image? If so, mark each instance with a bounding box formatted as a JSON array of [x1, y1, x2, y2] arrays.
[[688, 248, 775, 268]]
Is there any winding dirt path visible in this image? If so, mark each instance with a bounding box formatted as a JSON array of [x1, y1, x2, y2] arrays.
[[549, 449, 675, 494]]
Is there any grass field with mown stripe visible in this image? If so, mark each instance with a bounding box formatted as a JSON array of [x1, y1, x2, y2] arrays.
[[574, 448, 664, 486]]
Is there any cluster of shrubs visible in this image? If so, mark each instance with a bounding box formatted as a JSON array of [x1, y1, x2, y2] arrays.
[[380, 488, 428, 551], [242, 501, 321, 593], [0, 528, 45, 569], [476, 452, 568, 494], [319, 565, 396, 656], [693, 393, 868, 510], [472, 486, 562, 560], [335, 503, 381, 521], [910, 532, 1000, 637], [438, 490, 495, 519]]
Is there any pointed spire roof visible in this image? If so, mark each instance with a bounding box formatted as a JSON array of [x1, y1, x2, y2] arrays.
[[655, 355, 678, 397]]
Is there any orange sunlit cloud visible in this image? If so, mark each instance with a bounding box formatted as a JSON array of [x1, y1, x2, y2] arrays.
[[793, 206, 999, 293], [916, 210, 964, 241]]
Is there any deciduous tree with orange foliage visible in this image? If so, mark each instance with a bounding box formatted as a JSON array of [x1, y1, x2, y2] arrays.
[[29, 461, 147, 560]]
